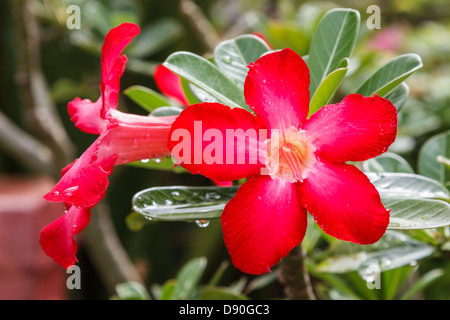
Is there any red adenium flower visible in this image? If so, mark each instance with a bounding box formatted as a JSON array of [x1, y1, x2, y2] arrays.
[[168, 48, 397, 274], [41, 23, 177, 268], [154, 64, 233, 187]]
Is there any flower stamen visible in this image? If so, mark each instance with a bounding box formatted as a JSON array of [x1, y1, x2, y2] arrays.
[[265, 126, 316, 182]]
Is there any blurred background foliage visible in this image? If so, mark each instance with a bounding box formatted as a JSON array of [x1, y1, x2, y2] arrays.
[[0, 0, 449, 299]]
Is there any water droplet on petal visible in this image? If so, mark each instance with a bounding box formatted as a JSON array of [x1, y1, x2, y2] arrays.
[[141, 159, 150, 163], [63, 186, 79, 197], [153, 158, 162, 163], [52, 191, 60, 197], [195, 219, 210, 228]]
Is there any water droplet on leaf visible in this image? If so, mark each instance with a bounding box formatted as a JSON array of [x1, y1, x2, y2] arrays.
[[171, 191, 186, 201], [195, 219, 210, 228], [223, 55, 232, 63]]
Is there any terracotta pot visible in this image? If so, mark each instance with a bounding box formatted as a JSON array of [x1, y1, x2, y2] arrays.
[[0, 175, 67, 300]]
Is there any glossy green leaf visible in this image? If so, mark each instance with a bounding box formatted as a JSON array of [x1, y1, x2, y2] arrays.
[[316, 231, 434, 274], [368, 172, 450, 200], [171, 257, 207, 300], [385, 82, 409, 112], [186, 82, 218, 104], [123, 85, 171, 112], [418, 130, 450, 186], [214, 34, 270, 88], [132, 185, 239, 221], [307, 8, 360, 97], [309, 58, 349, 116], [383, 197, 450, 230], [163, 52, 248, 111], [133, 173, 450, 229], [356, 54, 422, 97], [363, 152, 414, 174]]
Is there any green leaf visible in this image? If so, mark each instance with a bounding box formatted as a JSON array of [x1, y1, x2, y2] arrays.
[[163, 52, 248, 111], [171, 257, 207, 300], [385, 82, 409, 112], [132, 173, 450, 228], [316, 231, 434, 274], [159, 280, 176, 300], [418, 130, 450, 186], [150, 106, 183, 117], [363, 152, 414, 174], [307, 8, 360, 97], [179, 78, 201, 105], [123, 85, 171, 112], [367, 172, 450, 200], [115, 281, 151, 300], [132, 185, 239, 221], [399, 268, 444, 300], [383, 197, 450, 230], [214, 34, 270, 88], [127, 157, 187, 174], [356, 54, 423, 97], [309, 58, 349, 116], [125, 211, 153, 231]]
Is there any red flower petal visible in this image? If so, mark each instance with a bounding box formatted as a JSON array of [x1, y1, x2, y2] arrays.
[[40, 206, 91, 269], [104, 111, 177, 165], [212, 179, 233, 187], [222, 176, 308, 274], [303, 94, 397, 162], [154, 65, 189, 106], [67, 23, 140, 134], [168, 103, 267, 181], [244, 48, 310, 131], [100, 23, 140, 115], [44, 113, 175, 207], [43, 137, 117, 208], [297, 160, 390, 244], [67, 97, 106, 134]]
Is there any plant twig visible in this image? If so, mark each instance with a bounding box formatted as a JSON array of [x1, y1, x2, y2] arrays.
[[278, 245, 317, 300], [177, 0, 221, 52], [14, 0, 75, 168], [84, 203, 145, 296], [0, 110, 56, 176]]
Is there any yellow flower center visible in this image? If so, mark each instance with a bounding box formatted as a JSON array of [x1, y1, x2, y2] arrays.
[[265, 127, 316, 182]]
